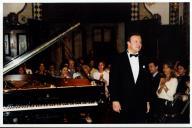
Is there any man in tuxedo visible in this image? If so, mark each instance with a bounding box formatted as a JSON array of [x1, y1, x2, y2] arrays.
[[110, 33, 152, 123]]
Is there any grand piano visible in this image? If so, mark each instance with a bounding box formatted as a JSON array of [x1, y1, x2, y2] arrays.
[[3, 23, 106, 124]]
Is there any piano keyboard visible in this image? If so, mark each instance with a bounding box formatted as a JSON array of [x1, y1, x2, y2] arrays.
[[3, 102, 98, 112]]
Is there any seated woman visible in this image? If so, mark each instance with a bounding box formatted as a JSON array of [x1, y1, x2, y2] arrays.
[[60, 65, 72, 79], [88, 59, 98, 78], [93, 61, 109, 98], [18, 65, 26, 75], [82, 64, 91, 79], [156, 62, 178, 121]]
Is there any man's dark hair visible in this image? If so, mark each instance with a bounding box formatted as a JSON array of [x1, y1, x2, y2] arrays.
[[127, 32, 141, 42], [148, 59, 159, 67], [177, 61, 188, 70]]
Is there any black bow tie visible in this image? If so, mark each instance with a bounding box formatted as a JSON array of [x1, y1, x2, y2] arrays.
[[130, 54, 139, 57]]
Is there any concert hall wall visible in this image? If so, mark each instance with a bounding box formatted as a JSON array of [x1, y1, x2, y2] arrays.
[[125, 20, 189, 62]]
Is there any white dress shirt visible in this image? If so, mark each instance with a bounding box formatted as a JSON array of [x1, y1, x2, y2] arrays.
[[127, 52, 139, 83], [156, 78, 178, 101], [26, 69, 33, 74]]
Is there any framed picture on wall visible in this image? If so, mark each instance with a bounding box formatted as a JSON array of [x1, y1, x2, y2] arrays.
[[4, 34, 10, 55], [17, 34, 27, 55]]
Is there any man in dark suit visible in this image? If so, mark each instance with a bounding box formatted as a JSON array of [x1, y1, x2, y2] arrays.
[[110, 33, 152, 123], [148, 60, 161, 122]]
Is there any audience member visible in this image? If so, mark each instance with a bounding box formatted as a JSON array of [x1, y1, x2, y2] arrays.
[[93, 61, 109, 98], [176, 62, 189, 94], [88, 59, 98, 78], [174, 62, 190, 123], [147, 60, 161, 122], [82, 64, 91, 79], [18, 65, 26, 74], [68, 58, 76, 76], [60, 65, 71, 78], [35, 63, 47, 75], [47, 64, 57, 77], [156, 62, 178, 122]]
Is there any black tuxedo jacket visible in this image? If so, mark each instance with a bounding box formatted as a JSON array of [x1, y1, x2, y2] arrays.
[[110, 51, 152, 113]]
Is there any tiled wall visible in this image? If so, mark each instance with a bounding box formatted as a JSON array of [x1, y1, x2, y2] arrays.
[[131, 3, 140, 21], [169, 3, 179, 25], [5, 3, 187, 25], [132, 3, 186, 25], [32, 3, 42, 20]]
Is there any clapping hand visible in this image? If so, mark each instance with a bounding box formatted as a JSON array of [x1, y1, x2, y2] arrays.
[[160, 78, 166, 87]]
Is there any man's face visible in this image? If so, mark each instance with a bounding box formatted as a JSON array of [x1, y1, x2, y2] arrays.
[[148, 63, 158, 75], [127, 35, 142, 53], [39, 63, 45, 71], [68, 60, 75, 69]]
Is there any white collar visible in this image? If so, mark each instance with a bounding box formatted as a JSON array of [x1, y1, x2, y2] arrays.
[[153, 71, 158, 77]]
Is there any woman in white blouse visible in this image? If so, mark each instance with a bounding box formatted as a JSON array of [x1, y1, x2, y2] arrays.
[[93, 61, 109, 98], [156, 62, 178, 120]]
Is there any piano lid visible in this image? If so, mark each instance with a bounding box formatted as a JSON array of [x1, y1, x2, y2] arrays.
[[3, 22, 80, 75]]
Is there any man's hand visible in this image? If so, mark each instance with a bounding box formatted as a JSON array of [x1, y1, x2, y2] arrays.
[[112, 101, 121, 113], [146, 102, 150, 113]]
